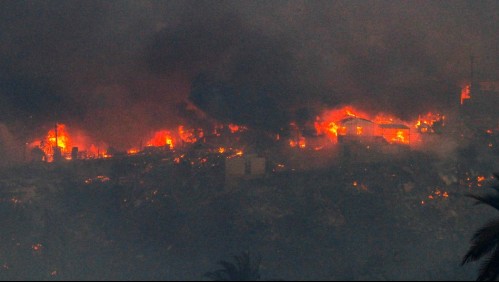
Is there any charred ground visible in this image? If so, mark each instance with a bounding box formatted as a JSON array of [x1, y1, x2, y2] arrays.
[[0, 146, 495, 280]]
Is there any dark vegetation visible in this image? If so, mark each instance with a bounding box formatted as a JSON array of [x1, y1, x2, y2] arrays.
[[0, 149, 495, 280], [462, 174, 499, 281], [205, 252, 261, 281]]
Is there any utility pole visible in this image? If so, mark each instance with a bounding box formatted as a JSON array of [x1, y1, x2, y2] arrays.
[[53, 122, 62, 162], [470, 55, 474, 83], [55, 122, 58, 150]]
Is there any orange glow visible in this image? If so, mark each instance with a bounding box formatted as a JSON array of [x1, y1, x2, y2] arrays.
[[427, 189, 450, 201], [356, 126, 363, 136], [461, 84, 471, 105], [45, 124, 71, 154], [127, 148, 140, 155], [147, 130, 175, 149], [374, 113, 397, 125], [315, 107, 369, 137], [290, 136, 307, 149], [477, 176, 486, 187], [315, 106, 415, 145], [227, 149, 244, 158], [178, 126, 201, 144], [32, 243, 43, 252], [289, 122, 307, 149], [228, 124, 241, 133], [31, 123, 109, 161], [393, 130, 407, 144], [414, 113, 445, 133], [346, 109, 357, 117]]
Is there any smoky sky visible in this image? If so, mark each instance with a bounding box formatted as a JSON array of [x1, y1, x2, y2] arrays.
[[0, 0, 497, 147]]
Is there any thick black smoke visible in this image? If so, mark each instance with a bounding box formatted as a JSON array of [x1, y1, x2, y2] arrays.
[[146, 1, 499, 126], [0, 1, 497, 145], [147, 15, 301, 131]]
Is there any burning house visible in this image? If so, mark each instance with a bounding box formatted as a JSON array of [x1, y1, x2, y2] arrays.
[[314, 107, 414, 147], [461, 81, 499, 129], [337, 117, 377, 143], [378, 124, 411, 144]]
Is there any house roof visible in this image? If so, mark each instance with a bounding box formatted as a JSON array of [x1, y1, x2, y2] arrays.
[[339, 117, 375, 125], [379, 123, 410, 129]]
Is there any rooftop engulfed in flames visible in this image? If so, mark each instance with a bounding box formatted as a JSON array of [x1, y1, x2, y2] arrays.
[[27, 104, 447, 163]]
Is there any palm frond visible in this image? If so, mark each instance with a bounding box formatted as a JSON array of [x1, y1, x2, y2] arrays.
[[204, 252, 261, 281], [462, 219, 499, 265], [477, 248, 499, 281], [491, 173, 499, 192], [467, 194, 499, 212]]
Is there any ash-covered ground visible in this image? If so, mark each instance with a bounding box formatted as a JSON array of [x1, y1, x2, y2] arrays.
[[0, 147, 496, 281]]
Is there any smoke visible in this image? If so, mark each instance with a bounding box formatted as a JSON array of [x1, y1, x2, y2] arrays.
[[0, 1, 497, 144], [146, 1, 498, 127], [0, 123, 22, 166]]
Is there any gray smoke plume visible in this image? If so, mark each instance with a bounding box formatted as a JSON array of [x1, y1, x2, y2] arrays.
[[0, 123, 22, 166], [0, 1, 497, 145]]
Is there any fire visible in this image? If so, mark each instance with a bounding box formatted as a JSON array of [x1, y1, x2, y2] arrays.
[[315, 106, 414, 145], [127, 148, 140, 155], [461, 84, 471, 105], [346, 109, 357, 117], [34, 124, 72, 162], [414, 113, 445, 133], [289, 122, 307, 149], [289, 136, 306, 149], [393, 130, 407, 144], [477, 176, 487, 187], [374, 113, 397, 125], [130, 123, 247, 154], [47, 124, 71, 153], [143, 125, 205, 151], [228, 124, 247, 133], [32, 243, 43, 252], [178, 126, 202, 144], [147, 130, 175, 149], [426, 189, 450, 202], [31, 123, 109, 162]]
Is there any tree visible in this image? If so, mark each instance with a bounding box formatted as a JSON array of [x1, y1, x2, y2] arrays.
[[462, 174, 499, 281], [204, 252, 261, 281]]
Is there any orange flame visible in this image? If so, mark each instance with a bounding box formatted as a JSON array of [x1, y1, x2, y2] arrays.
[[289, 136, 307, 149], [33, 124, 109, 161], [461, 84, 471, 105], [47, 124, 71, 153], [228, 124, 241, 133], [393, 130, 407, 144], [147, 130, 175, 149], [414, 112, 445, 133], [178, 126, 202, 144], [315, 106, 413, 144]]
